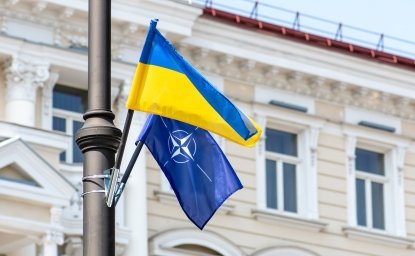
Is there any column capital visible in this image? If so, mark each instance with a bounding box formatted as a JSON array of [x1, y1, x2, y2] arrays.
[[43, 230, 64, 245], [3, 56, 50, 102]]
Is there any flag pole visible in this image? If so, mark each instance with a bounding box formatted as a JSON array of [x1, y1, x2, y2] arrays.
[[75, 0, 121, 255], [114, 109, 134, 170], [113, 140, 144, 206], [106, 109, 134, 207], [106, 19, 159, 207]]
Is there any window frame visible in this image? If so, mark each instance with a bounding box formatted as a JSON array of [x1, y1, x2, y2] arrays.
[[354, 147, 387, 230], [345, 129, 407, 237], [254, 103, 323, 221], [52, 85, 86, 165], [264, 128, 302, 214], [53, 108, 84, 164]]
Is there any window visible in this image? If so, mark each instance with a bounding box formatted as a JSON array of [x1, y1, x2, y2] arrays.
[[52, 85, 87, 164], [254, 106, 325, 231], [265, 128, 299, 213], [345, 134, 407, 238], [355, 148, 385, 230]]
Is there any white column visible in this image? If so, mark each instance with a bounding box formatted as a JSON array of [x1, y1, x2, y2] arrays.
[[115, 81, 148, 256], [43, 231, 63, 256], [4, 57, 50, 126], [42, 206, 64, 256]]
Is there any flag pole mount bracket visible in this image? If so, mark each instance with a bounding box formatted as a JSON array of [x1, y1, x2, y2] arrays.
[[81, 171, 118, 199], [105, 168, 121, 207]]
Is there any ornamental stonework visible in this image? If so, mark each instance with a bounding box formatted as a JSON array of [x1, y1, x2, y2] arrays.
[[3, 57, 50, 102]]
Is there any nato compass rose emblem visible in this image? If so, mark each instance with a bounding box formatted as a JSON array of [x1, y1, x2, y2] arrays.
[[168, 129, 196, 164], [160, 117, 212, 182]]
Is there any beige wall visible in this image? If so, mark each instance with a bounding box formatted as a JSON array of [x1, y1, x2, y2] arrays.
[[0, 197, 50, 223], [145, 89, 415, 255], [405, 153, 415, 239]]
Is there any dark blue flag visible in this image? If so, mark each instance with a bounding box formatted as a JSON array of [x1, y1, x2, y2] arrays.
[[137, 115, 243, 229]]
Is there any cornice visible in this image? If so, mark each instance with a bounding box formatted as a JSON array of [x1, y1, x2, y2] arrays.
[[2, 0, 415, 121], [176, 44, 415, 120]]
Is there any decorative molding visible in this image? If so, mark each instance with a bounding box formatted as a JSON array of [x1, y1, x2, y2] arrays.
[[50, 207, 63, 226], [346, 135, 356, 157], [4, 57, 50, 102], [60, 8, 75, 19], [309, 127, 319, 168], [2, 1, 415, 120], [41, 71, 59, 129], [43, 230, 64, 245], [63, 236, 82, 256], [5, 0, 19, 7], [343, 226, 414, 249], [149, 228, 244, 256], [252, 246, 320, 256], [252, 209, 328, 232], [32, 1, 48, 13]]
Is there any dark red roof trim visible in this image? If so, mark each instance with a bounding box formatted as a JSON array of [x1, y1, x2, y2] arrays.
[[203, 8, 415, 71]]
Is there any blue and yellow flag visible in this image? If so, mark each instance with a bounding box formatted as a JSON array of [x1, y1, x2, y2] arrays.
[[138, 115, 243, 229], [126, 20, 262, 147]]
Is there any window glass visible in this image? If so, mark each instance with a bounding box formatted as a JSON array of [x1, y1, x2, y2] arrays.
[[355, 148, 384, 175], [356, 178, 366, 227], [265, 128, 297, 156], [372, 181, 385, 229], [53, 85, 87, 113], [52, 116, 66, 132], [283, 163, 297, 212], [52, 85, 86, 164], [266, 160, 277, 209], [72, 121, 84, 163]]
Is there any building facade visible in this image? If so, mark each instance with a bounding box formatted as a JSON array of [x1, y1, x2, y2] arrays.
[[0, 0, 415, 255]]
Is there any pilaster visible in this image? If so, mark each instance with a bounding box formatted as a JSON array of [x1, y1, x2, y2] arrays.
[[41, 71, 59, 130]]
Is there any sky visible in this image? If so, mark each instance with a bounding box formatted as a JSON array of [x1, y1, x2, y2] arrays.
[[193, 0, 415, 58]]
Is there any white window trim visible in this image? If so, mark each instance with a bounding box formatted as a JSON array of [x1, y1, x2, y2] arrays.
[[345, 129, 407, 238], [254, 103, 323, 225]]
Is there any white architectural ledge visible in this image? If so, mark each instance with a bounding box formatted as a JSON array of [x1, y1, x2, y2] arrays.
[[154, 190, 235, 214], [252, 209, 328, 232], [342, 226, 415, 249]]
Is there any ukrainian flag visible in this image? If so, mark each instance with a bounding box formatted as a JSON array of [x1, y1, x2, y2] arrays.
[[126, 20, 262, 147]]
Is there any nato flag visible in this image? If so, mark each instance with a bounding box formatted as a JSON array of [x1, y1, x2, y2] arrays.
[[137, 115, 243, 229]]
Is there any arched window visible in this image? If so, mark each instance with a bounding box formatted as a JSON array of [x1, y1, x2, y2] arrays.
[[253, 246, 319, 256], [149, 228, 243, 256]]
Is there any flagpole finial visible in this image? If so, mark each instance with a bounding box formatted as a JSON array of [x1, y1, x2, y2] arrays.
[[150, 19, 159, 27]]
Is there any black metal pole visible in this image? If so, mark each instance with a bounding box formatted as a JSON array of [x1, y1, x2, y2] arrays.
[[76, 0, 121, 255]]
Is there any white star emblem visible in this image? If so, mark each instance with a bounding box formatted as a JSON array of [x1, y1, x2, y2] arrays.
[[168, 130, 196, 163], [161, 117, 212, 182]]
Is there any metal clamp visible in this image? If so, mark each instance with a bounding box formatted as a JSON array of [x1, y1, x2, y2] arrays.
[[105, 168, 120, 207], [81, 169, 124, 206], [81, 190, 106, 197], [81, 171, 112, 198]]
